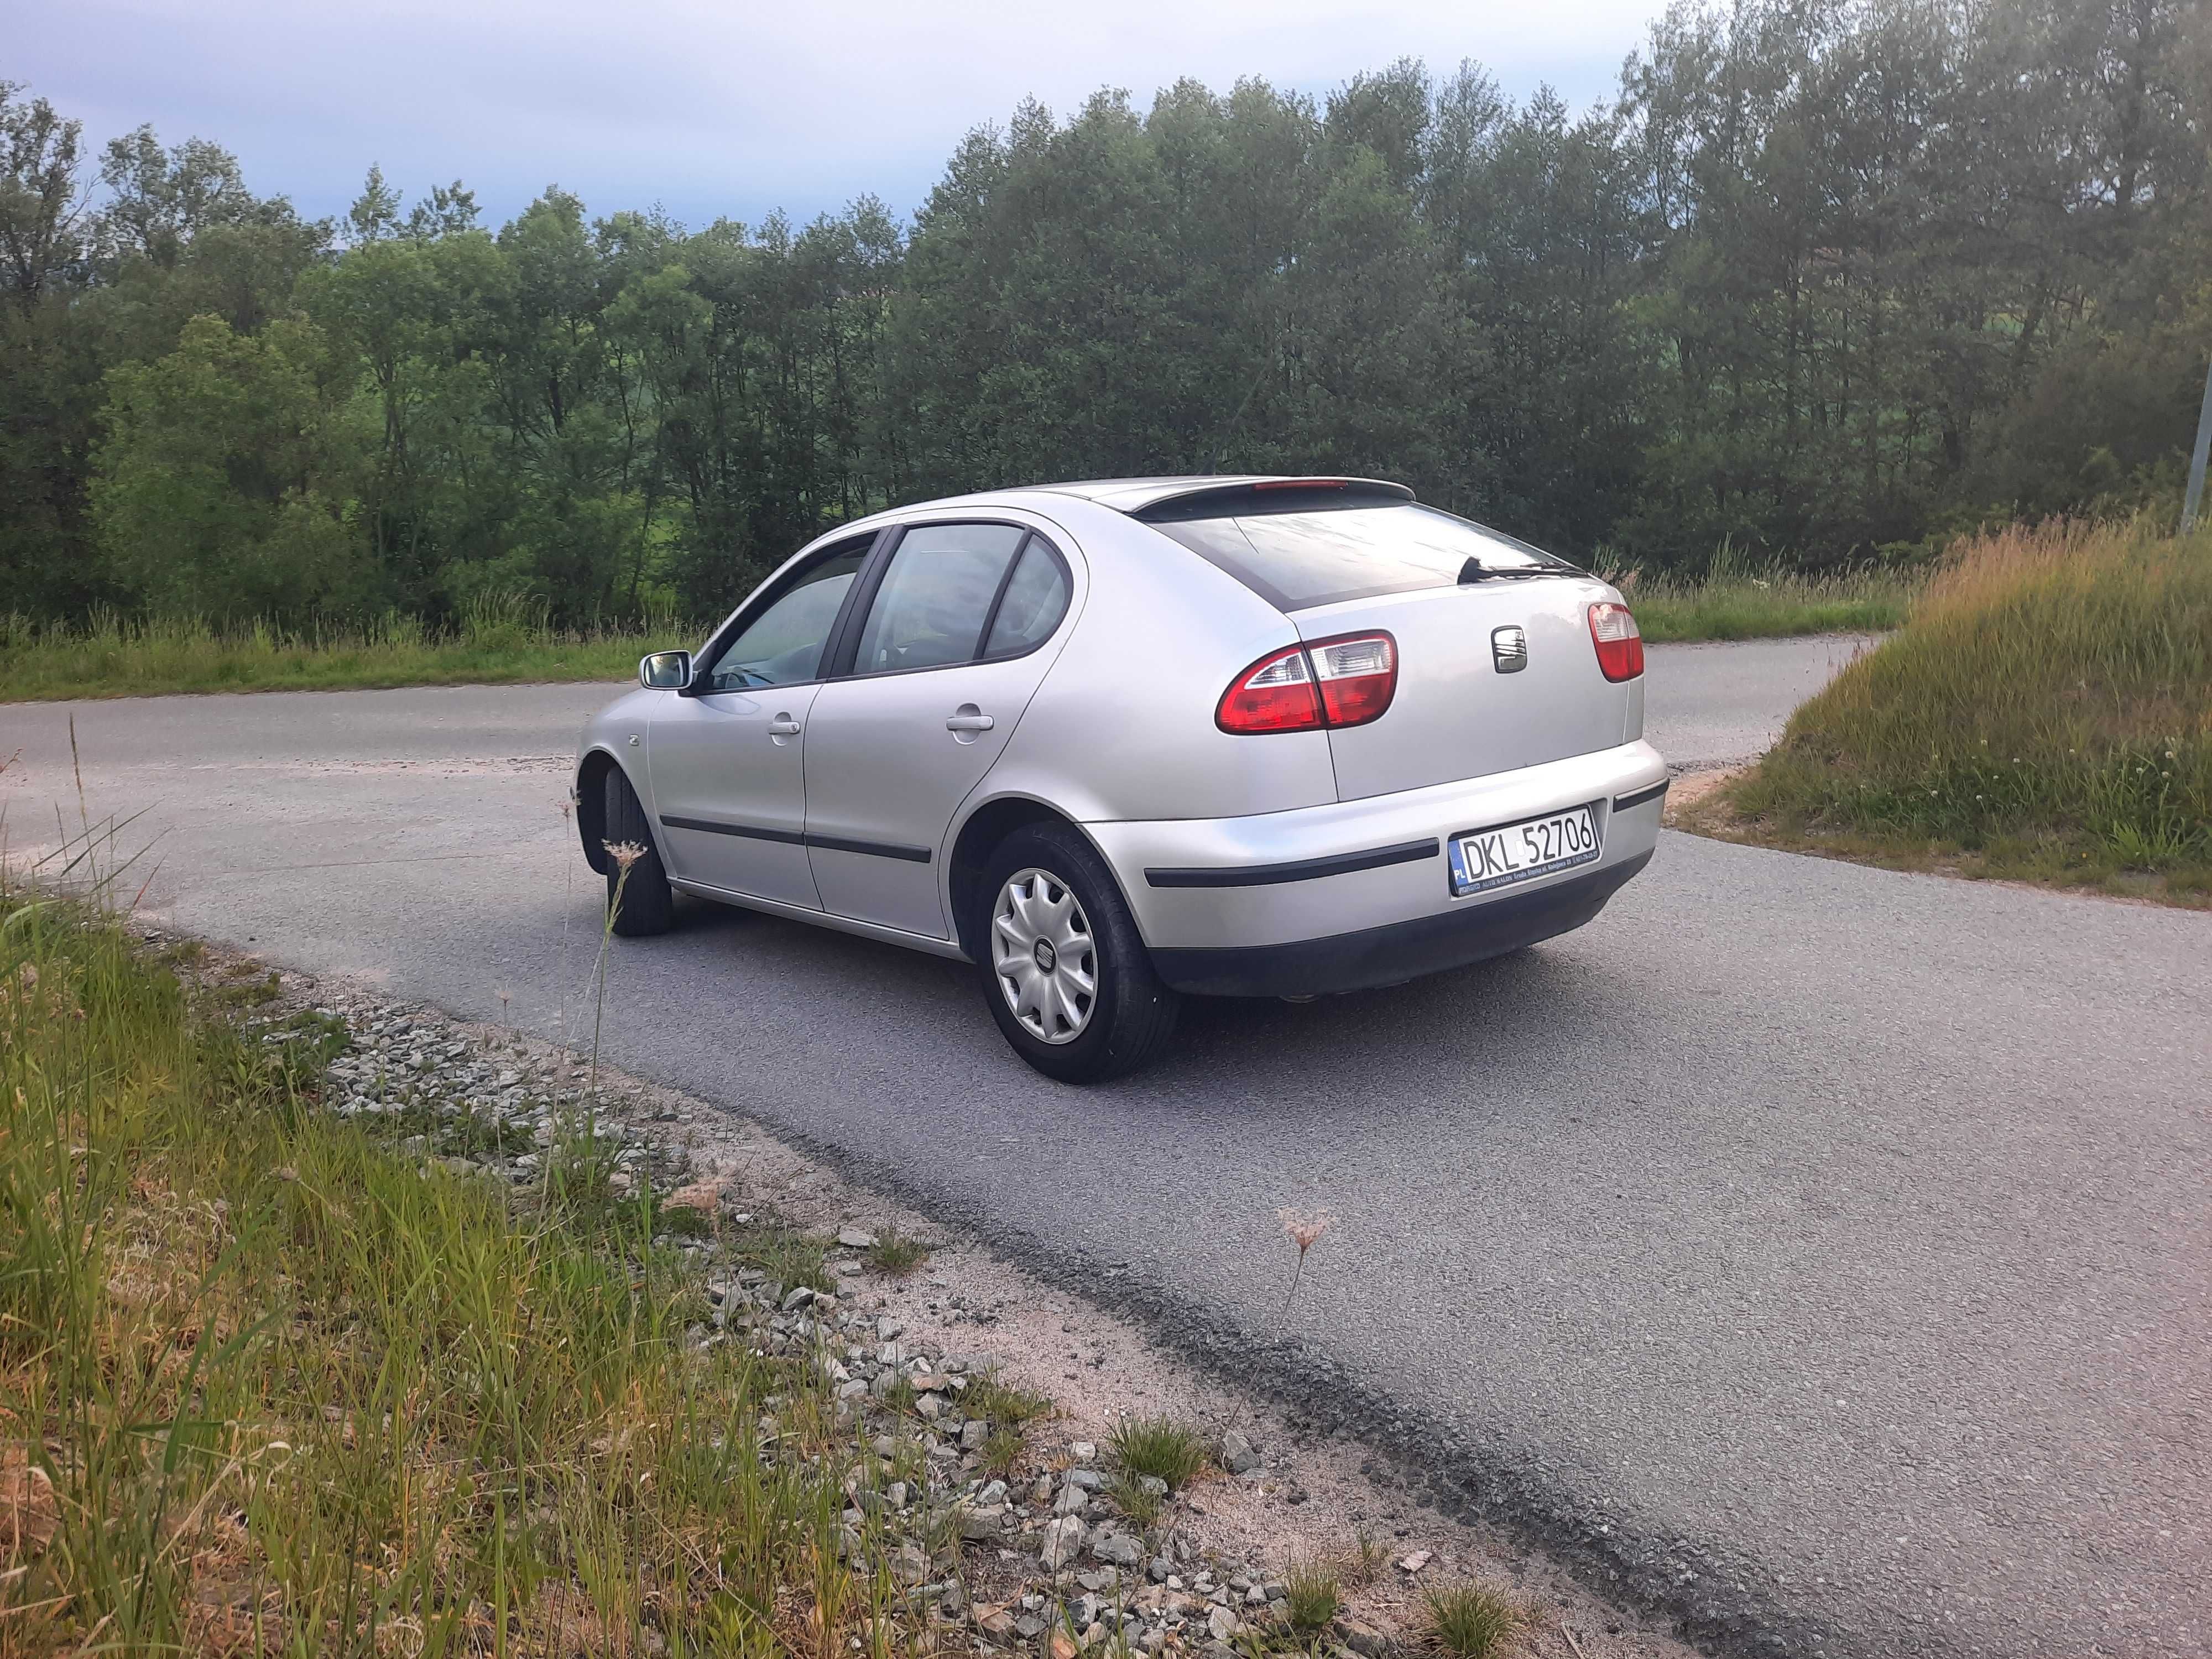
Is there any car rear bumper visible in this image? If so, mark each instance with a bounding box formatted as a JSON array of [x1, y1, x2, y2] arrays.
[[1149, 848, 1652, 995], [1083, 740, 1666, 994]]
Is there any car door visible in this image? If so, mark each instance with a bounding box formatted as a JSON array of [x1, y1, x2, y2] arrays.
[[646, 538, 872, 907], [803, 523, 1076, 938]]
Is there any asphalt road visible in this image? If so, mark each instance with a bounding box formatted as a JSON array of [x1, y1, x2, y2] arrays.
[[3, 635, 2205, 1658]]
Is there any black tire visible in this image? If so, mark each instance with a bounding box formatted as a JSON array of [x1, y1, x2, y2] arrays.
[[601, 767, 676, 937], [974, 822, 1179, 1083]]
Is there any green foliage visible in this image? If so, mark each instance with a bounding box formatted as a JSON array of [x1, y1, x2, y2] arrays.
[[964, 1371, 1052, 1428], [1619, 560, 1920, 643], [0, 897, 897, 1655], [1281, 1557, 1342, 1632], [92, 312, 369, 619], [1105, 1470, 1164, 1528], [1420, 1582, 1524, 1658], [3, 1, 2209, 634], [863, 1227, 931, 1276], [1717, 519, 2212, 899], [1106, 1414, 1209, 1491], [0, 609, 687, 700]]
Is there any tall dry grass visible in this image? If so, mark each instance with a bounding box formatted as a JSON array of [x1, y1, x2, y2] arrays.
[[1727, 518, 2211, 891]]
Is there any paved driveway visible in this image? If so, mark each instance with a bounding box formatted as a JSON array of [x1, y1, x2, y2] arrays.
[[2, 636, 2204, 1659]]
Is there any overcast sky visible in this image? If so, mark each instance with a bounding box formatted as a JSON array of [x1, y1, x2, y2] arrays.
[[19, 0, 1663, 233]]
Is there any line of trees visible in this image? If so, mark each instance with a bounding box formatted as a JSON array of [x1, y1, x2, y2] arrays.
[[2, 0, 2204, 627]]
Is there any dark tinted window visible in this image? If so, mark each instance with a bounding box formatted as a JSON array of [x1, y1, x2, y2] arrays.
[[853, 524, 1027, 675], [1154, 503, 1571, 611], [702, 546, 865, 690], [983, 540, 1071, 658]]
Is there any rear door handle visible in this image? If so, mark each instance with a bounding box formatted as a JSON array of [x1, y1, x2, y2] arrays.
[[768, 717, 802, 737], [945, 712, 995, 733]]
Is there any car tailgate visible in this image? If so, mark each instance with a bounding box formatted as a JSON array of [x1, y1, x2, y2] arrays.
[[1296, 575, 1632, 801]]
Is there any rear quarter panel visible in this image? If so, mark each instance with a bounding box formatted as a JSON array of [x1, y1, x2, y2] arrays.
[[980, 505, 1339, 823]]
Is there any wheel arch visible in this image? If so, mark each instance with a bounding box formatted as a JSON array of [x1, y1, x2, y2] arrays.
[[947, 795, 1137, 962]]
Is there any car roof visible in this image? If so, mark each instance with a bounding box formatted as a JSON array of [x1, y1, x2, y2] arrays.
[[1009, 476, 1408, 514]]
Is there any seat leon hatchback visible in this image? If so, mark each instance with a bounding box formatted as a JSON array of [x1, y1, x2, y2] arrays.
[[575, 477, 1667, 1081]]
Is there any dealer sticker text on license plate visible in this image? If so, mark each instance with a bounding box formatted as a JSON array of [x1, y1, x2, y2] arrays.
[[1447, 805, 1602, 897]]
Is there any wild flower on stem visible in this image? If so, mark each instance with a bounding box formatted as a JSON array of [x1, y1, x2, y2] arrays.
[[591, 841, 646, 1104], [1275, 1207, 1334, 1315]]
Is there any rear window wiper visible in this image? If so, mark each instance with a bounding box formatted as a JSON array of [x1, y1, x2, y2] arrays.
[[1458, 557, 1569, 582]]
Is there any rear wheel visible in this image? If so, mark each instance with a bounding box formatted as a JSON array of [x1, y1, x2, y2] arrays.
[[976, 822, 1178, 1082], [601, 768, 675, 936]]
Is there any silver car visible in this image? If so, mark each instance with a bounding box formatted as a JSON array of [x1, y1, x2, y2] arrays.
[[575, 477, 1666, 1081]]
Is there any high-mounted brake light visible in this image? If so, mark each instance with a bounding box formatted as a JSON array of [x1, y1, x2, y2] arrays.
[[1217, 632, 1397, 734], [1587, 602, 1644, 681]]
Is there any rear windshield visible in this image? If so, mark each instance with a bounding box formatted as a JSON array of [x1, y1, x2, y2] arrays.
[[1151, 503, 1573, 611]]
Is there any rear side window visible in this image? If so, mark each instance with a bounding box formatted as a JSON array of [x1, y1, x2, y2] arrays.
[[853, 524, 1028, 674], [1152, 503, 1571, 612], [983, 539, 1072, 658]]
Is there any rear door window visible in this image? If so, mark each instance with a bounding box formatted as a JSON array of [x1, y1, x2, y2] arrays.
[[1152, 503, 1571, 612], [852, 523, 1029, 675]]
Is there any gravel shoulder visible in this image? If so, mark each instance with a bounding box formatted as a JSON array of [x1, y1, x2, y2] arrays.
[[196, 931, 1703, 1659]]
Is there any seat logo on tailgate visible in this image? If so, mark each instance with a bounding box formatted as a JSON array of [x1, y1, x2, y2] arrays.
[[1491, 626, 1528, 673]]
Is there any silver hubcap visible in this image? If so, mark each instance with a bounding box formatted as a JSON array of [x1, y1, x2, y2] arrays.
[[992, 867, 1097, 1045]]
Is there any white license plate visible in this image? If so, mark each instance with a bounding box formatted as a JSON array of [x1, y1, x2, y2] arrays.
[[1447, 805, 1602, 896]]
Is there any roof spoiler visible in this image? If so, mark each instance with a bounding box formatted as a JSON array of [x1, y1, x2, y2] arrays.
[[1129, 478, 1415, 524]]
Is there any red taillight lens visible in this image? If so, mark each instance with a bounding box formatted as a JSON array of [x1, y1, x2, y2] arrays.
[[1217, 632, 1396, 734], [1587, 602, 1644, 681], [1216, 645, 1323, 733]]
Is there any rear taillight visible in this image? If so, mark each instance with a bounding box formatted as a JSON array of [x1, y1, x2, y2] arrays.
[[1310, 633, 1397, 724], [1587, 602, 1644, 681], [1216, 645, 1322, 733], [1217, 632, 1396, 734]]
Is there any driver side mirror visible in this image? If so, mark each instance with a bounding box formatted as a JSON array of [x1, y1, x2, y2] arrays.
[[639, 650, 692, 690]]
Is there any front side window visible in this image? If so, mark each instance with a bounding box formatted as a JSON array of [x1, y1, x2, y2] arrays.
[[852, 524, 1028, 675], [702, 545, 867, 691]]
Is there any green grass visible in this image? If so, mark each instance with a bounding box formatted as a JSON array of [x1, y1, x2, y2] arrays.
[[863, 1227, 931, 1277], [0, 604, 690, 701], [1280, 1557, 1342, 1632], [1105, 1414, 1209, 1493], [964, 1372, 1052, 1428], [1104, 1470, 1165, 1529], [1694, 518, 2212, 904], [1616, 559, 1918, 643], [0, 891, 907, 1656], [1420, 1582, 1524, 1658]]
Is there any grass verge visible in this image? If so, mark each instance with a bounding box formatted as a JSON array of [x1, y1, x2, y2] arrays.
[[0, 607, 687, 702], [1618, 560, 1916, 643], [0, 895, 906, 1656], [1678, 518, 2211, 905]]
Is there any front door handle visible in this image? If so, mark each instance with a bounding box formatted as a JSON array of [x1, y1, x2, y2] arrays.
[[768, 716, 802, 737], [945, 711, 995, 733]]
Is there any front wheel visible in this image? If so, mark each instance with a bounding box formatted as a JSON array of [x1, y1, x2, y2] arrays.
[[976, 823, 1179, 1083], [601, 767, 676, 936]]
